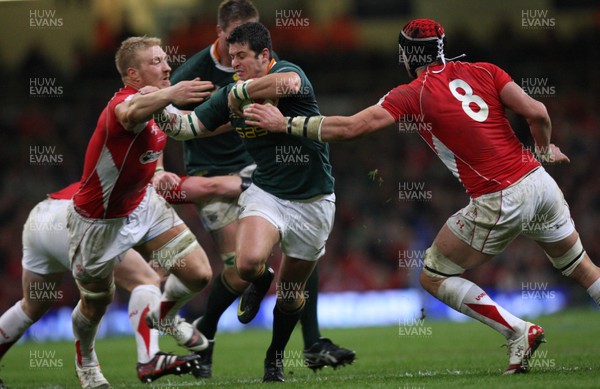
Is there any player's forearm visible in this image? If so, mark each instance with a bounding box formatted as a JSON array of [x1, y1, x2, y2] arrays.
[[526, 103, 552, 155], [279, 115, 356, 142], [126, 89, 174, 124], [323, 115, 374, 141], [212, 176, 245, 198], [153, 111, 208, 140], [181, 176, 245, 202], [155, 153, 165, 171], [242, 72, 301, 100], [500, 82, 553, 155]]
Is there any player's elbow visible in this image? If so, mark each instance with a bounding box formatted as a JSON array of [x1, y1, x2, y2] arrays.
[[526, 100, 551, 127], [121, 105, 149, 129]]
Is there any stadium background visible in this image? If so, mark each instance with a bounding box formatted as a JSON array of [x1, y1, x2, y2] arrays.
[[0, 0, 599, 337]]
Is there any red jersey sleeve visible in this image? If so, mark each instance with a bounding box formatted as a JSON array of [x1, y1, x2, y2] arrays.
[[377, 83, 420, 123], [157, 176, 193, 204]]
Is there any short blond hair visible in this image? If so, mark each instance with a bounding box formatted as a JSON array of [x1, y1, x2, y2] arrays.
[[115, 36, 162, 79]]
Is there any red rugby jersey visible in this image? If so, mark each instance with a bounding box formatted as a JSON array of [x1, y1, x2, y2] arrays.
[[379, 61, 539, 198], [73, 86, 166, 218], [48, 182, 80, 200]]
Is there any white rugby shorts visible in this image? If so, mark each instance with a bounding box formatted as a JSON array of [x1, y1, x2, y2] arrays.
[[238, 184, 335, 261], [195, 163, 256, 231], [22, 198, 71, 274], [67, 186, 183, 282], [447, 167, 574, 255]]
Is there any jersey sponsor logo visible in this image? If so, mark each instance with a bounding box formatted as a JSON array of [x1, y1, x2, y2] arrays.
[[139, 150, 162, 164], [150, 123, 160, 135], [235, 126, 268, 138]]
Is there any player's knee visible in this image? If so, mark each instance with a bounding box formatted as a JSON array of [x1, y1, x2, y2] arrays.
[[193, 265, 213, 288], [176, 262, 212, 292], [235, 257, 264, 281], [76, 279, 115, 308], [545, 237, 586, 276], [420, 244, 464, 294]]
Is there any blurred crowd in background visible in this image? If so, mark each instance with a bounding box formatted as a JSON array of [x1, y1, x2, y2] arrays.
[[1, 1, 599, 317]]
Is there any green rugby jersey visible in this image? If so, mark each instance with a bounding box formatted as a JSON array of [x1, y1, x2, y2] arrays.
[[194, 60, 334, 200], [171, 43, 253, 176]]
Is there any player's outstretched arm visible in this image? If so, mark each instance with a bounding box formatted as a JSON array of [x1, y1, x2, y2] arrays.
[[116, 79, 213, 130], [228, 72, 300, 116], [181, 176, 247, 202], [500, 81, 569, 163], [244, 103, 396, 142], [156, 175, 248, 204], [153, 111, 233, 140]]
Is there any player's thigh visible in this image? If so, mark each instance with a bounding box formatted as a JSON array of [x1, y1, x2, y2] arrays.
[[536, 230, 579, 258], [114, 249, 160, 292], [522, 168, 576, 249], [445, 172, 544, 258], [196, 197, 240, 233], [141, 225, 211, 283], [210, 220, 238, 255], [434, 223, 494, 270], [236, 215, 280, 265], [67, 204, 125, 283], [535, 230, 600, 288], [278, 194, 335, 261], [170, 245, 213, 290], [21, 270, 64, 320]]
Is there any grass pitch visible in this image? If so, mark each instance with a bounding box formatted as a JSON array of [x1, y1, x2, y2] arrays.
[[1, 308, 598, 388]]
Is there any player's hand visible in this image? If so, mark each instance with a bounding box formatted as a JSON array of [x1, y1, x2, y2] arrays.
[[536, 143, 570, 164], [550, 143, 571, 163], [227, 81, 245, 118], [243, 103, 286, 133], [169, 78, 214, 106], [152, 170, 182, 193]]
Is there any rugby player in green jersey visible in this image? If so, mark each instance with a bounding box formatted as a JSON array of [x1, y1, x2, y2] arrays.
[[153, 21, 354, 382]]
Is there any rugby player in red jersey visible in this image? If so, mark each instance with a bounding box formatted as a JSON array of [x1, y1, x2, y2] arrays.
[[243, 18, 600, 374], [66, 36, 216, 388]]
